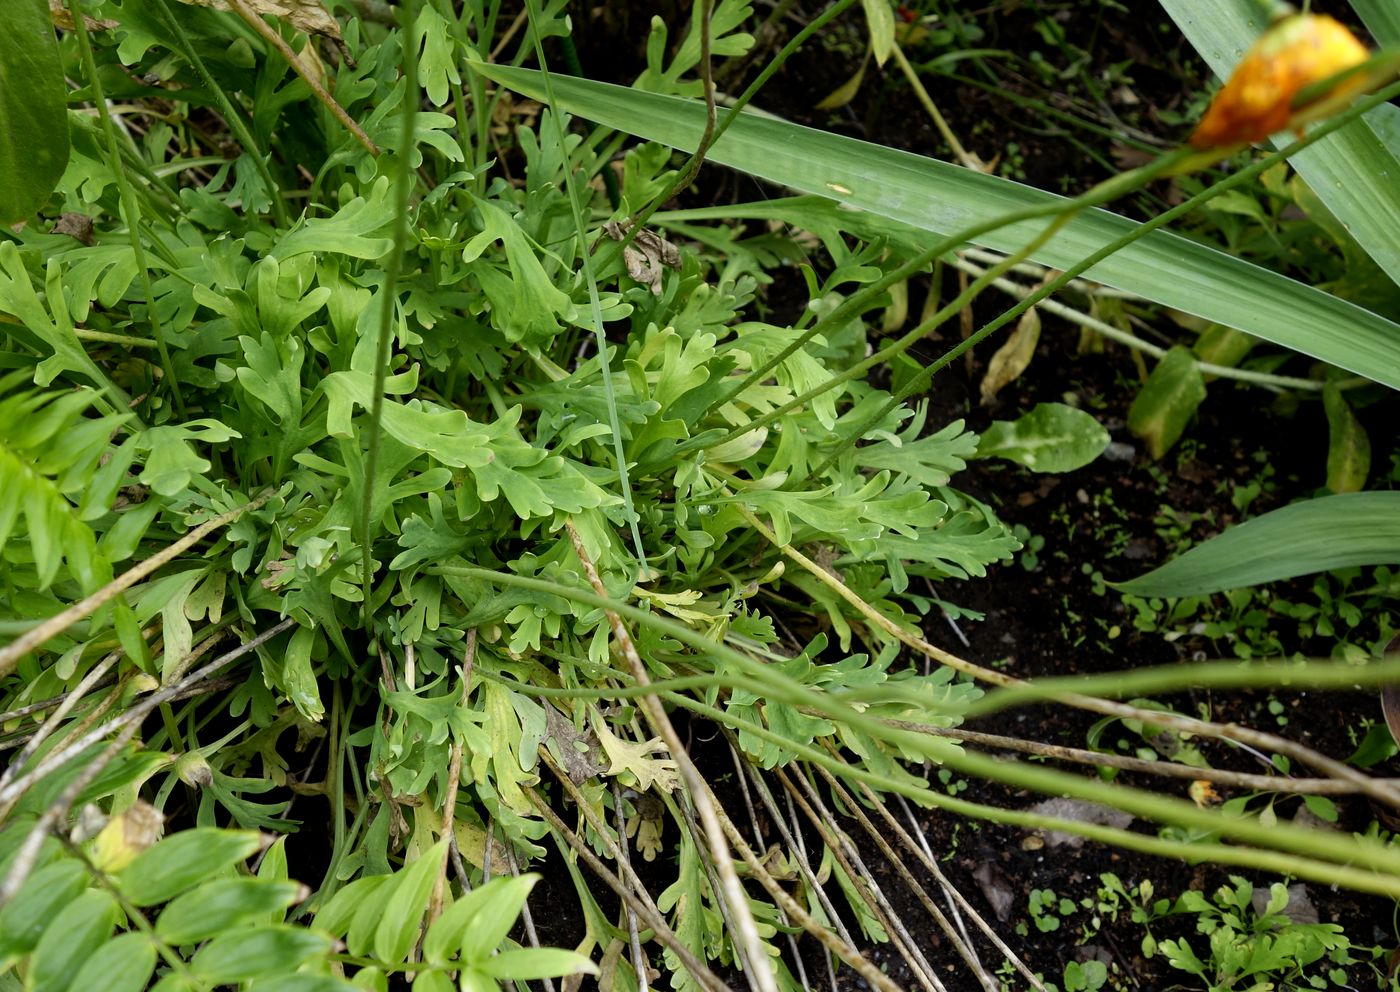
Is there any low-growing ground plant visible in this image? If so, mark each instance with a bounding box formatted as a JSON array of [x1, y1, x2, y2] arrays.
[[3, 2, 1400, 991]]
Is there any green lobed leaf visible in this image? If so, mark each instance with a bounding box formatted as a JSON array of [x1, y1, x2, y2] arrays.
[[116, 828, 265, 907], [1127, 346, 1206, 460], [974, 402, 1110, 472], [469, 63, 1400, 390], [0, 0, 69, 223], [1117, 492, 1400, 597], [1160, 0, 1400, 291]]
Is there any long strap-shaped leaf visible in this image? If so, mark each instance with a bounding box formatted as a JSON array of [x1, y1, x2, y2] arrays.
[[1116, 492, 1400, 597], [1161, 0, 1400, 292], [472, 63, 1400, 391]]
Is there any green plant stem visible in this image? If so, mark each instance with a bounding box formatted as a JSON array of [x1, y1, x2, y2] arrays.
[[358, 7, 419, 625], [704, 144, 1194, 433], [952, 254, 1330, 391], [434, 563, 1400, 880], [68, 2, 185, 418], [669, 692, 1400, 898], [613, 0, 860, 259], [524, 0, 647, 569], [803, 76, 1400, 480], [890, 41, 980, 169], [150, 0, 290, 228]]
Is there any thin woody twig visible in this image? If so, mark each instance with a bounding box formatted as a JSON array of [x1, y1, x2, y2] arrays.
[[527, 788, 733, 992], [226, 0, 379, 157], [0, 490, 274, 678], [564, 519, 777, 992]]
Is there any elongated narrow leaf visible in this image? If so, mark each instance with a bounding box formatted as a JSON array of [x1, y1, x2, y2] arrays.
[[1117, 492, 1400, 597], [1160, 0, 1400, 290], [1350, 0, 1400, 45], [471, 63, 1400, 390], [0, 0, 69, 223]]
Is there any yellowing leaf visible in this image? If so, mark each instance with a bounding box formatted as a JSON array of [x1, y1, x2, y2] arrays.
[[979, 307, 1041, 405], [592, 717, 679, 794]]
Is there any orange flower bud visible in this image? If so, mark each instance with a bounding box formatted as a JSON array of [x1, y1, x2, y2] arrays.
[[1189, 14, 1369, 150]]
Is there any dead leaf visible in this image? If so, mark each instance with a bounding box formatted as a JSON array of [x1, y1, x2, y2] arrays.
[[545, 703, 607, 784], [592, 714, 679, 793], [49, 1, 117, 31], [178, 0, 343, 43], [602, 219, 681, 296], [971, 862, 1015, 922], [1025, 797, 1133, 848], [1380, 633, 1400, 746], [979, 307, 1041, 405], [53, 213, 95, 246], [816, 48, 870, 110]]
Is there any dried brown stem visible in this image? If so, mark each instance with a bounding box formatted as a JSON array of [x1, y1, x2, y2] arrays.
[[564, 520, 776, 992], [0, 490, 274, 678], [527, 788, 733, 992], [226, 0, 379, 157]]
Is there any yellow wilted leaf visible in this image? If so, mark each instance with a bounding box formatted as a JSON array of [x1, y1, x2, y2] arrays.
[[979, 306, 1041, 405], [1190, 13, 1369, 149]]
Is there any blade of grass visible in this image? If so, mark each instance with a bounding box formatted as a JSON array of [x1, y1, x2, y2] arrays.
[[470, 64, 1400, 390], [1115, 491, 1400, 598]]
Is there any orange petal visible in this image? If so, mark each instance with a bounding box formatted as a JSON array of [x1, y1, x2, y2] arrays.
[[1189, 14, 1369, 150]]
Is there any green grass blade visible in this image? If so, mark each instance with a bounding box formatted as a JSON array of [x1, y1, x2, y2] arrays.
[[1160, 0, 1400, 291], [471, 63, 1400, 390], [1116, 492, 1400, 597], [1349, 0, 1400, 46]]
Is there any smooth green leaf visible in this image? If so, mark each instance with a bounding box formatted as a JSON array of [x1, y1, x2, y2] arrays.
[[1323, 384, 1369, 493], [459, 874, 538, 965], [373, 839, 447, 964], [0, 858, 88, 959], [65, 933, 157, 992], [974, 402, 1110, 472], [27, 888, 117, 992], [1351, 0, 1400, 45], [1160, 0, 1400, 291], [116, 828, 264, 906], [469, 63, 1400, 390], [0, 0, 69, 223], [249, 977, 358, 992], [156, 878, 303, 944], [1127, 347, 1205, 459], [861, 0, 895, 65], [191, 926, 333, 984], [1117, 492, 1400, 597], [476, 947, 599, 980]]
